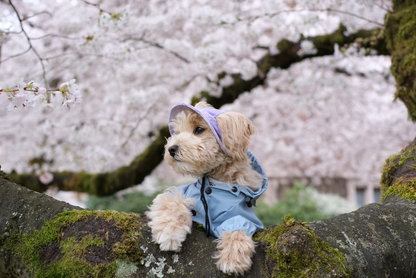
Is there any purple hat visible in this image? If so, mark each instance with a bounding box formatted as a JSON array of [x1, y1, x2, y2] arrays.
[[168, 103, 229, 156]]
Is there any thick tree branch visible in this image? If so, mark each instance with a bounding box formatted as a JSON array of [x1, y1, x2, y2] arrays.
[[1, 145, 416, 278], [8, 126, 170, 196]]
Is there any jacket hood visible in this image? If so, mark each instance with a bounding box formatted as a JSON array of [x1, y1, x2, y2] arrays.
[[198, 150, 268, 203], [237, 150, 268, 201]]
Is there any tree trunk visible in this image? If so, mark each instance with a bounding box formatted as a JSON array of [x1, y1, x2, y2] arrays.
[[2, 145, 416, 278], [385, 0, 416, 121], [7, 26, 387, 196]]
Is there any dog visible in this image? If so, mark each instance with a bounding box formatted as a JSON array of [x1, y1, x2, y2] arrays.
[[146, 102, 268, 275]]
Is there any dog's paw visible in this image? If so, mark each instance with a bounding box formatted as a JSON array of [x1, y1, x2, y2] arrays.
[[148, 213, 192, 252], [146, 187, 195, 252], [213, 230, 255, 276]]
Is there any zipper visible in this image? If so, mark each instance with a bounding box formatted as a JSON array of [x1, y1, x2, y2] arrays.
[[200, 175, 211, 237]]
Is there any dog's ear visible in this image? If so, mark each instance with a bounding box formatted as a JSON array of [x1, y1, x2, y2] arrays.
[[216, 112, 255, 162], [194, 102, 212, 109]]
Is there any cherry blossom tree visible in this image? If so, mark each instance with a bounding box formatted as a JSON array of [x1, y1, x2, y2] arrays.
[[1, 0, 416, 277], [1, 0, 413, 198]]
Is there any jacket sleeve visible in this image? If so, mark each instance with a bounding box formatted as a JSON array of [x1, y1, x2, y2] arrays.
[[213, 215, 259, 238]]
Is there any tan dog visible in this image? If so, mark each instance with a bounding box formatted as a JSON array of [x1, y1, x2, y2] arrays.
[[146, 102, 268, 275]]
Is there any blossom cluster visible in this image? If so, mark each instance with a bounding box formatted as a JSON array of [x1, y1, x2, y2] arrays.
[[0, 78, 82, 111]]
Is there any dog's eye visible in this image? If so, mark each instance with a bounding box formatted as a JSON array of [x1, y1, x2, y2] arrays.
[[194, 127, 205, 134]]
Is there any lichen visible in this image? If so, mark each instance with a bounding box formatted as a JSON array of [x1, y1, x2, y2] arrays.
[[254, 213, 349, 278], [4, 210, 143, 278], [115, 259, 138, 278]]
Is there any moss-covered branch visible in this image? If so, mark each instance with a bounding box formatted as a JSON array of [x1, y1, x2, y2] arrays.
[[385, 0, 416, 121], [3, 167, 416, 277], [192, 24, 388, 108], [7, 126, 170, 196], [380, 135, 416, 203]]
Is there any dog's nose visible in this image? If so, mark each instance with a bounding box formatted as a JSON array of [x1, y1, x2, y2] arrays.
[[168, 145, 179, 157]]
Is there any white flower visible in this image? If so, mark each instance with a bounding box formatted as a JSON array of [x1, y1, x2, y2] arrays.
[[38, 87, 47, 94]]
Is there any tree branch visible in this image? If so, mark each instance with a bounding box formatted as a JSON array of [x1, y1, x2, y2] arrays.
[[8, 126, 171, 196], [21, 11, 52, 21], [1, 141, 416, 278], [191, 24, 388, 108]]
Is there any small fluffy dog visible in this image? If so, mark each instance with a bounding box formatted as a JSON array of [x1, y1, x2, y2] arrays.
[[146, 102, 268, 275]]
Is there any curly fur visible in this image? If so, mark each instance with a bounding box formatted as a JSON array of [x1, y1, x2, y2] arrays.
[[147, 102, 261, 274], [145, 187, 195, 252], [213, 230, 256, 275]]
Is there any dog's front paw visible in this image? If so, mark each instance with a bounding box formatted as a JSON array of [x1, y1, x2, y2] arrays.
[[148, 213, 192, 252], [146, 187, 195, 252], [213, 230, 255, 276]]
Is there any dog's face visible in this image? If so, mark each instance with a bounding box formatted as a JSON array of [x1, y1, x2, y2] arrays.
[[164, 102, 255, 177]]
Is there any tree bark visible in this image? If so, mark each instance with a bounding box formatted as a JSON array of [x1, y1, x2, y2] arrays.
[[385, 0, 416, 121], [2, 144, 416, 278], [7, 26, 387, 196]]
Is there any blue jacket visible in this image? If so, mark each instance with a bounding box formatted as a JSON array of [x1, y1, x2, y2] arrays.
[[177, 151, 268, 238]]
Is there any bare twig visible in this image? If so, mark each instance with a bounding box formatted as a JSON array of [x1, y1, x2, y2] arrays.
[[81, 0, 113, 15], [8, 0, 48, 84], [22, 11, 52, 21], [30, 34, 80, 41], [0, 46, 31, 63], [123, 37, 190, 64], [119, 103, 158, 151]]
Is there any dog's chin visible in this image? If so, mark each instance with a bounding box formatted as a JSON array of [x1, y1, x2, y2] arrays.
[[165, 155, 207, 177], [171, 161, 203, 177]]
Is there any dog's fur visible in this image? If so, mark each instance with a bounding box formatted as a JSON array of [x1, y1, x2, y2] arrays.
[[146, 102, 263, 275]]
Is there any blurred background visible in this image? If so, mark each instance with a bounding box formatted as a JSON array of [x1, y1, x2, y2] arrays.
[[1, 0, 414, 231]]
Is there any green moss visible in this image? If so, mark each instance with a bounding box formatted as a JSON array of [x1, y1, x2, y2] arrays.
[[5, 210, 143, 278], [380, 145, 416, 194], [277, 39, 295, 53], [381, 178, 416, 203], [312, 24, 347, 56], [254, 213, 349, 278], [385, 2, 416, 121]]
